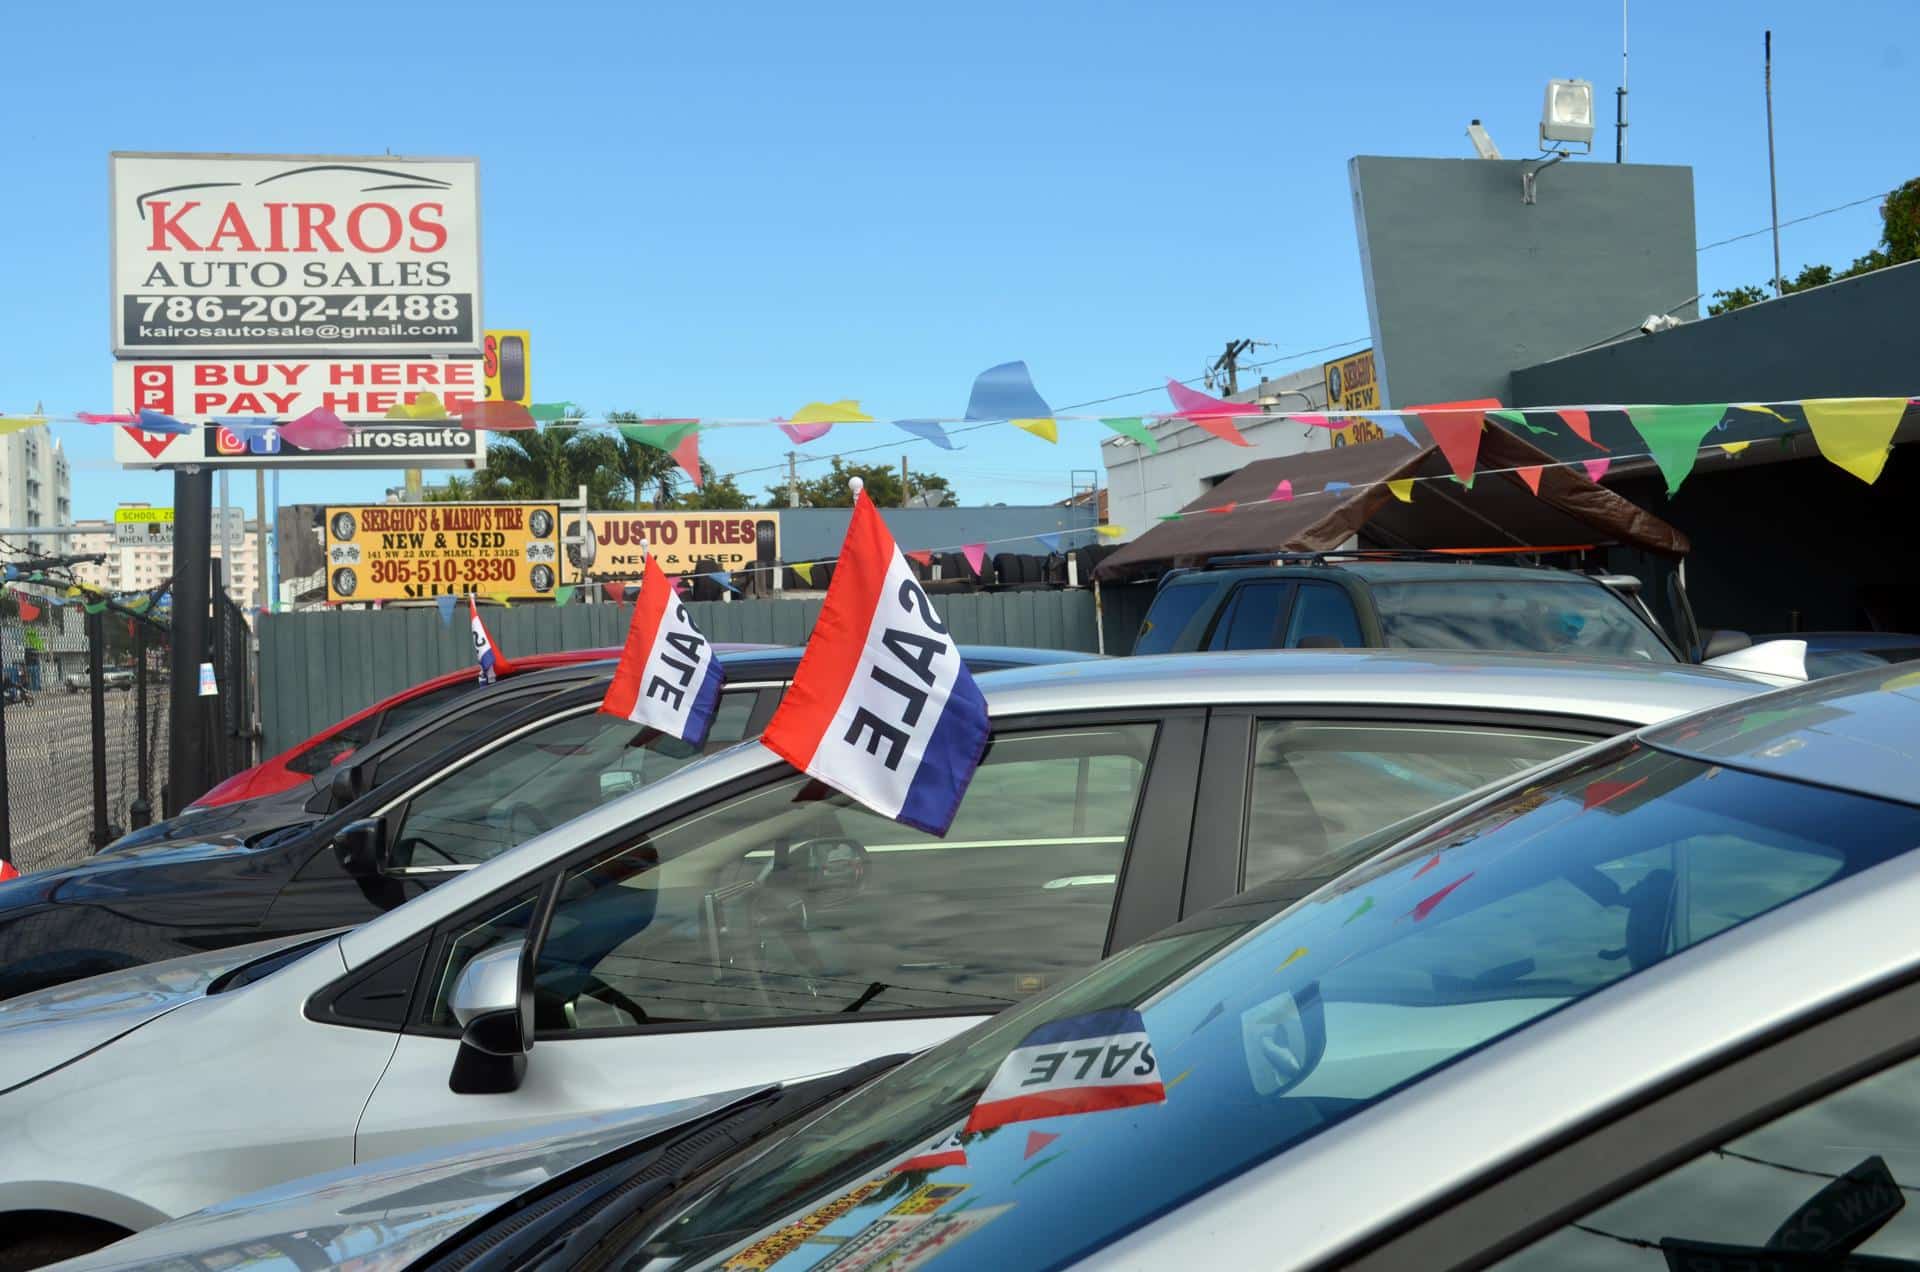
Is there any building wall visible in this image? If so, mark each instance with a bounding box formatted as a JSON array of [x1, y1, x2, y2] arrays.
[[1349, 156, 1698, 409], [63, 506, 263, 606], [0, 432, 72, 554], [1100, 362, 1336, 539]]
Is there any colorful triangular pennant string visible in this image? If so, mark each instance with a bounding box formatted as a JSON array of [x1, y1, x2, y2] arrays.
[[1011, 418, 1058, 443], [77, 411, 137, 424], [604, 581, 627, 604], [1801, 397, 1906, 485], [792, 561, 815, 586], [1324, 481, 1352, 494], [1720, 441, 1752, 455], [1559, 408, 1605, 450], [553, 584, 575, 607], [1034, 531, 1067, 554], [0, 414, 47, 435], [777, 421, 833, 445], [904, 549, 933, 567], [1416, 409, 1486, 485], [385, 392, 449, 421], [1095, 525, 1125, 538], [1205, 501, 1237, 516], [16, 598, 40, 622], [529, 401, 577, 422], [965, 361, 1053, 422], [282, 407, 352, 451], [1164, 379, 1255, 447], [435, 594, 456, 626], [1368, 413, 1416, 444], [1626, 404, 1724, 495], [1273, 479, 1293, 503], [893, 419, 957, 450], [620, 419, 703, 489], [1491, 408, 1556, 437], [1387, 478, 1414, 503], [458, 401, 536, 430], [1516, 465, 1544, 494], [136, 408, 193, 436], [962, 543, 987, 576], [791, 399, 872, 425], [1100, 417, 1158, 452], [1584, 457, 1611, 482]]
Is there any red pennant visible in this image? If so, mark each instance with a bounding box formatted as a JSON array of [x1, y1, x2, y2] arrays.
[[1409, 872, 1474, 921], [458, 401, 536, 431], [1164, 379, 1256, 447], [1412, 853, 1442, 878], [1582, 777, 1647, 810], [905, 549, 933, 567], [1558, 409, 1608, 451], [16, 599, 40, 622], [1417, 410, 1486, 485], [0, 857, 17, 882], [603, 582, 626, 604], [672, 430, 703, 489], [1024, 1130, 1060, 1159], [1516, 465, 1544, 495], [1204, 501, 1237, 516]]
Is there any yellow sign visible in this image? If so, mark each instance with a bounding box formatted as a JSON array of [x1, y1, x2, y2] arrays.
[[1324, 349, 1384, 448], [114, 506, 174, 524], [324, 502, 569, 602], [483, 330, 530, 404], [585, 512, 780, 580], [722, 1179, 886, 1270]]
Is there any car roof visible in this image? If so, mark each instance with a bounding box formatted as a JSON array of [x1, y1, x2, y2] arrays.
[[1643, 663, 1920, 807], [1161, 561, 1603, 588], [338, 649, 1757, 969], [977, 649, 1759, 726]]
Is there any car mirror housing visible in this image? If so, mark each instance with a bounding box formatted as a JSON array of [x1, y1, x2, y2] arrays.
[[329, 763, 365, 811], [449, 940, 533, 1095], [332, 817, 388, 878], [1701, 629, 1754, 660]]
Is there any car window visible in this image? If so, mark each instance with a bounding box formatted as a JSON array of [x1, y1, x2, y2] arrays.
[[1208, 583, 1292, 651], [426, 723, 1159, 1033], [1243, 720, 1590, 887], [1134, 584, 1214, 655], [1370, 579, 1678, 662], [285, 715, 380, 776], [370, 687, 555, 787], [1494, 1050, 1920, 1268], [1285, 581, 1364, 648], [632, 742, 1920, 1272], [389, 693, 758, 869], [372, 680, 482, 739]]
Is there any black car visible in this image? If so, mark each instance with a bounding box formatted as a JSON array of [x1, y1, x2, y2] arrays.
[[0, 647, 1091, 1000]]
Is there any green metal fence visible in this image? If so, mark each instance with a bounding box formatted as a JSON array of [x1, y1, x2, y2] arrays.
[[258, 586, 1152, 755]]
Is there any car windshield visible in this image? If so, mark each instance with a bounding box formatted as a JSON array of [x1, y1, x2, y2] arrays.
[[1132, 583, 1214, 655], [636, 740, 1920, 1270], [1371, 578, 1677, 663]]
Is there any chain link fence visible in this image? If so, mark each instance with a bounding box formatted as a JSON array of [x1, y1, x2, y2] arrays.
[[1, 593, 175, 873]]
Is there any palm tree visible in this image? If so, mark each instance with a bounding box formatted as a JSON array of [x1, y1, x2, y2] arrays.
[[470, 429, 628, 506], [606, 411, 691, 510]]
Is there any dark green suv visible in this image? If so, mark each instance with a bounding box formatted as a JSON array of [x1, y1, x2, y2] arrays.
[[1132, 554, 1682, 661]]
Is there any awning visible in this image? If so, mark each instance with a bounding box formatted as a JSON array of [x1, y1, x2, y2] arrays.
[[1094, 429, 1689, 582]]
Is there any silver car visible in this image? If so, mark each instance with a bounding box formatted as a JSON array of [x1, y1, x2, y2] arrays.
[[0, 652, 1761, 1263]]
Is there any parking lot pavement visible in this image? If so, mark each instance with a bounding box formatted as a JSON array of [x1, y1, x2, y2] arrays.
[[4, 688, 168, 873]]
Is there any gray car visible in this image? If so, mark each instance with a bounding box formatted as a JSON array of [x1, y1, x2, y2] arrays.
[[0, 651, 1762, 1264]]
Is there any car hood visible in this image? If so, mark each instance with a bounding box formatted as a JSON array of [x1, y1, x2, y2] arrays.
[[0, 932, 331, 1093], [64, 1087, 766, 1272]]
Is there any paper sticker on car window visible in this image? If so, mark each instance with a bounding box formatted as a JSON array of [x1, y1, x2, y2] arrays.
[[965, 1007, 1165, 1132]]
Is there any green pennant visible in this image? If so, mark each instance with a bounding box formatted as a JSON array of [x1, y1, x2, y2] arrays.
[[1490, 408, 1557, 437], [23, 629, 44, 652], [1157, 513, 1183, 522], [530, 402, 578, 422], [1100, 417, 1159, 453], [1627, 403, 1727, 495], [619, 420, 699, 451], [552, 584, 575, 607], [83, 599, 107, 615], [1343, 896, 1375, 925]]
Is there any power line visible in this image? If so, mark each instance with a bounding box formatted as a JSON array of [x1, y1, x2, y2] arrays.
[[1697, 189, 1889, 253]]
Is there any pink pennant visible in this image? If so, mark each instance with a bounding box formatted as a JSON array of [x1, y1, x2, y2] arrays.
[[1409, 872, 1474, 922], [458, 401, 536, 431], [962, 543, 987, 576], [1516, 465, 1544, 495], [1164, 378, 1255, 447], [1289, 413, 1339, 429], [77, 411, 138, 425], [282, 407, 352, 451], [672, 577, 687, 597], [1583, 457, 1611, 482], [1559, 409, 1607, 451], [1272, 479, 1293, 503], [777, 421, 834, 444], [1412, 853, 1442, 879]]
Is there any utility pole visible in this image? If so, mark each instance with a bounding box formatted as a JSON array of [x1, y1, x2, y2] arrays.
[[900, 455, 910, 508], [1209, 339, 1255, 396], [168, 467, 212, 814], [253, 469, 270, 614], [1765, 30, 1783, 299], [1616, 0, 1629, 162], [786, 451, 801, 507]]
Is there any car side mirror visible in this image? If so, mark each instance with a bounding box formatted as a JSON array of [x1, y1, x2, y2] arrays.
[[796, 837, 869, 909], [448, 940, 533, 1095], [332, 817, 388, 878], [329, 763, 367, 811], [1701, 629, 1753, 660]]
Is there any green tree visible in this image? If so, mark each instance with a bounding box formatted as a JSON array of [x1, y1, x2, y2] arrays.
[[673, 464, 752, 510], [424, 428, 627, 505], [761, 457, 956, 508], [1709, 176, 1919, 314]]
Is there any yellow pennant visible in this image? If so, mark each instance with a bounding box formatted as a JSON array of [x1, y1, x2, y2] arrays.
[[792, 561, 815, 586], [1276, 946, 1309, 971], [0, 415, 47, 435], [1011, 418, 1058, 444], [790, 399, 872, 425], [1718, 441, 1752, 455], [1095, 524, 1125, 539], [1801, 397, 1906, 485], [1387, 478, 1415, 503], [386, 392, 449, 421]]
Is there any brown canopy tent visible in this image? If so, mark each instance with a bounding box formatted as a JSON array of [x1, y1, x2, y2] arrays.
[[1094, 429, 1688, 581]]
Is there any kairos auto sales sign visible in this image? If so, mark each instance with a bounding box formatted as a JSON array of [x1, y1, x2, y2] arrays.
[[110, 153, 481, 356]]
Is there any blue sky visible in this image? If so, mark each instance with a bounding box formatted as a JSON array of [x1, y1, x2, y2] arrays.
[[4, 0, 1914, 521]]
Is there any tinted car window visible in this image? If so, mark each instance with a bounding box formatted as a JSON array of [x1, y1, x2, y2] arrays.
[[1134, 584, 1214, 655], [285, 715, 379, 776], [1209, 583, 1291, 651], [370, 688, 550, 786], [428, 724, 1158, 1032], [1285, 581, 1364, 648], [1497, 1050, 1920, 1268], [1244, 720, 1587, 887], [371, 680, 481, 739], [637, 742, 1920, 1271], [1371, 579, 1676, 662]]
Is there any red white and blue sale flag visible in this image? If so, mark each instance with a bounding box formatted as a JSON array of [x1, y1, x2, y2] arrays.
[[890, 1129, 968, 1174], [469, 595, 509, 685], [600, 554, 727, 747], [762, 490, 991, 836], [964, 1008, 1166, 1133]]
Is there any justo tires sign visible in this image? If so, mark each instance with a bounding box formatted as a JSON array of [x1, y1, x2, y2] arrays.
[[110, 153, 481, 356]]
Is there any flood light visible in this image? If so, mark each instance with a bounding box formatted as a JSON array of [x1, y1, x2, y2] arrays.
[[1540, 78, 1595, 148]]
